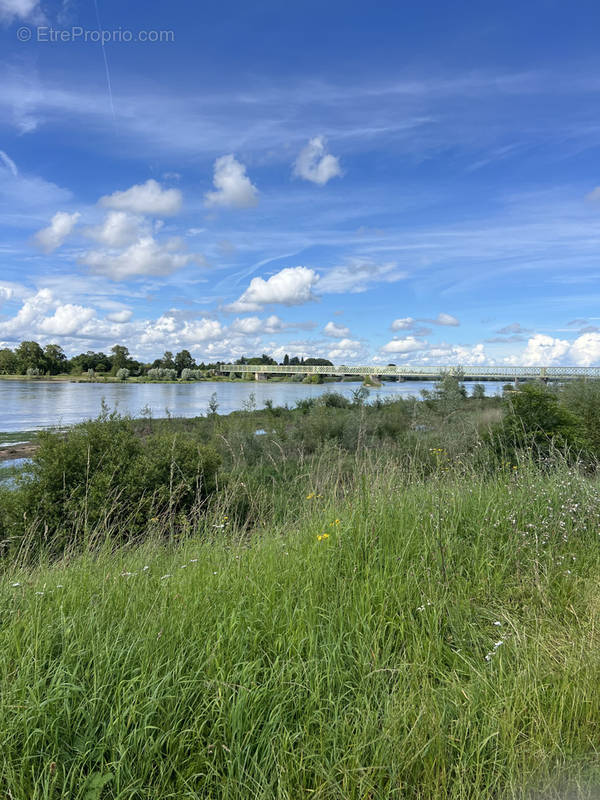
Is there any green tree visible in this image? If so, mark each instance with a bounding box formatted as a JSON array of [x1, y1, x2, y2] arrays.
[[15, 341, 45, 374], [43, 344, 67, 375], [110, 345, 130, 374], [0, 348, 18, 375], [471, 383, 486, 399], [174, 349, 195, 376], [282, 354, 290, 366], [161, 351, 176, 370]]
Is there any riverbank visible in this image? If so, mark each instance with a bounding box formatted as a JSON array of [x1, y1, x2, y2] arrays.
[[1, 383, 600, 796]]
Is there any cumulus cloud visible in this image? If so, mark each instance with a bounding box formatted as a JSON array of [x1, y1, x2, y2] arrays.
[[226, 266, 319, 312], [82, 236, 195, 280], [381, 336, 428, 355], [0, 286, 14, 303], [323, 321, 351, 338], [520, 334, 571, 366], [204, 155, 259, 209], [327, 338, 364, 361], [38, 304, 95, 336], [0, 0, 42, 23], [569, 332, 600, 366], [0, 288, 96, 340], [319, 259, 406, 294], [85, 211, 144, 248], [391, 317, 415, 331], [34, 211, 80, 252], [100, 179, 182, 216], [231, 315, 284, 335], [293, 136, 342, 185]]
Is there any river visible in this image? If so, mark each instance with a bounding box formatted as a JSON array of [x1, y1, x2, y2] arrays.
[[0, 379, 507, 433]]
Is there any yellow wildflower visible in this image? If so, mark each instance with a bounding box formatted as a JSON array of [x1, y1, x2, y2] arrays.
[[317, 533, 329, 541], [306, 492, 315, 500]]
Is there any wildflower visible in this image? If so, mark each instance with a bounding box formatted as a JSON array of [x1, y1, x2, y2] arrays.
[[56, 584, 63, 588], [213, 571, 218, 575], [150, 517, 160, 522], [190, 558, 198, 563], [213, 524, 225, 529], [35, 591, 44, 596], [493, 621, 502, 626], [160, 574, 171, 580], [11, 582, 20, 587], [142, 565, 149, 571], [416, 605, 425, 612], [306, 492, 315, 500], [180, 565, 187, 569], [317, 533, 330, 541]]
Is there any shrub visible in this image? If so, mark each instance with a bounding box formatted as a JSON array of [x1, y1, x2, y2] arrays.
[[180, 368, 203, 380], [147, 367, 177, 380], [116, 368, 130, 380], [26, 367, 40, 377], [490, 383, 585, 460], [1, 408, 222, 557]]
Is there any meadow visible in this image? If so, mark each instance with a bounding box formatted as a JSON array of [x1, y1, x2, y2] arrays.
[[1, 379, 600, 799]]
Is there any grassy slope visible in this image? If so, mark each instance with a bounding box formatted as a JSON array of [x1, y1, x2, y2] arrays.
[[2, 461, 600, 799]]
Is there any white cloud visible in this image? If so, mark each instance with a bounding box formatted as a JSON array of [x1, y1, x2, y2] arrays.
[[0, 150, 17, 176], [293, 136, 342, 185], [319, 259, 406, 294], [0, 286, 14, 303], [327, 338, 363, 361], [0, 0, 42, 23], [231, 315, 284, 335], [85, 211, 144, 248], [381, 336, 428, 355], [106, 309, 133, 324], [323, 321, 351, 338], [34, 211, 80, 252], [391, 317, 416, 331], [82, 236, 195, 280], [226, 266, 319, 312], [204, 155, 258, 209], [520, 334, 570, 366], [100, 179, 182, 216], [38, 304, 95, 336], [433, 313, 460, 326], [569, 332, 600, 366]]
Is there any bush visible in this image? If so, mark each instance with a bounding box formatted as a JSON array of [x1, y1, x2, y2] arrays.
[[1, 408, 222, 557], [26, 367, 40, 377], [180, 368, 203, 380], [490, 383, 585, 460], [147, 367, 177, 380], [116, 368, 130, 380]]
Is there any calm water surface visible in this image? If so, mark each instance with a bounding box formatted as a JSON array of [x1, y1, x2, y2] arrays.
[[0, 379, 505, 433]]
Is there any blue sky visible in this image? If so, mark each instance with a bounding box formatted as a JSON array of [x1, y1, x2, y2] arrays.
[[1, 0, 600, 365]]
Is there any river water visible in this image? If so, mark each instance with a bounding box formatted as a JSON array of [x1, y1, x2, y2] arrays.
[[0, 379, 506, 433]]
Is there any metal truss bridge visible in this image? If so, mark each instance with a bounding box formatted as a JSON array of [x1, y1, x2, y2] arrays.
[[218, 364, 600, 381]]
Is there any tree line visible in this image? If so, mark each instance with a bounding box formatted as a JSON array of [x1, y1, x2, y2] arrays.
[[0, 341, 334, 378]]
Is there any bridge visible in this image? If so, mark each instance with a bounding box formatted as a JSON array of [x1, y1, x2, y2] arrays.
[[218, 364, 600, 382]]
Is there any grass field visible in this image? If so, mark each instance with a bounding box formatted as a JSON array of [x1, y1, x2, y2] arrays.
[[2, 451, 600, 799]]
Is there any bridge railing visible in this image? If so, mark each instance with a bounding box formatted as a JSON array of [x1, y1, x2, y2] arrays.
[[217, 364, 600, 379]]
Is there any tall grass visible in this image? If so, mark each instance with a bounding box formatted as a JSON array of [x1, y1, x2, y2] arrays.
[[2, 454, 600, 798]]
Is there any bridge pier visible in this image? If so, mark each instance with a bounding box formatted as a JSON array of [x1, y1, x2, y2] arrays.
[[254, 372, 266, 381]]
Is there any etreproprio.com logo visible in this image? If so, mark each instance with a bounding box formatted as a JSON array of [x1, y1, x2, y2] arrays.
[[16, 26, 175, 43]]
